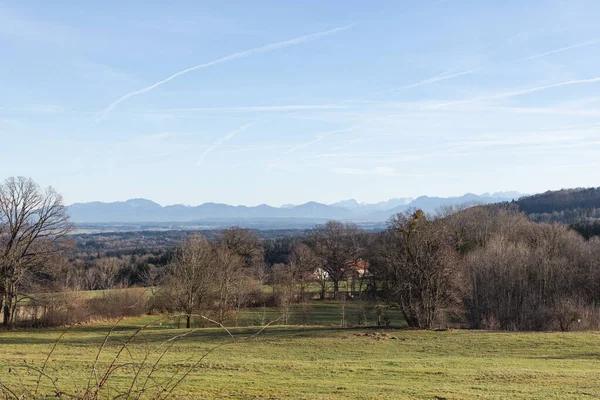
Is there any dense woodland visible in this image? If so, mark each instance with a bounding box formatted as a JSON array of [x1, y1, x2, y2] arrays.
[[516, 187, 600, 223], [3, 177, 600, 331]]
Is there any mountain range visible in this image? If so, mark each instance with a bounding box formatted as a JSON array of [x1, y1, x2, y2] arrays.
[[67, 193, 524, 224]]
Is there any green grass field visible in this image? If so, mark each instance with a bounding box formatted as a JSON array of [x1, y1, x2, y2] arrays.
[[2, 302, 600, 399]]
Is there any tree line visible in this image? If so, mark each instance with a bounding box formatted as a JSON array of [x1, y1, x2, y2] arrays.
[[3, 176, 600, 331], [147, 205, 600, 331]]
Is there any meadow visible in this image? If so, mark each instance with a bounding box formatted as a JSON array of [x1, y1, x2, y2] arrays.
[[1, 302, 600, 399]]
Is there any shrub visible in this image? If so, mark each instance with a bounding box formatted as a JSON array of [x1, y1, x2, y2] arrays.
[[86, 288, 149, 319]]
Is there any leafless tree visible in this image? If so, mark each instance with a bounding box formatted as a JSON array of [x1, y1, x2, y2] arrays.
[[288, 243, 319, 300], [375, 210, 459, 329], [0, 177, 72, 327], [95, 257, 121, 290], [272, 263, 295, 324], [441, 203, 524, 254], [165, 234, 215, 328], [308, 221, 363, 298], [231, 271, 261, 326], [253, 261, 271, 287], [212, 243, 244, 323], [217, 227, 264, 269]]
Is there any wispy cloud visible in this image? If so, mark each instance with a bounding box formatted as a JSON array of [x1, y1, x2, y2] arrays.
[[332, 138, 366, 150], [197, 123, 254, 165], [429, 76, 600, 109], [99, 25, 352, 120], [145, 131, 174, 141], [0, 8, 71, 44], [283, 126, 361, 155], [313, 150, 414, 158], [147, 104, 349, 113], [221, 144, 293, 154], [266, 126, 361, 170], [73, 59, 136, 83], [471, 105, 600, 117], [455, 134, 578, 149], [0, 104, 68, 115], [334, 166, 424, 177]]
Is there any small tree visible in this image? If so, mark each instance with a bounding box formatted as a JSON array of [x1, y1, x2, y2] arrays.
[[288, 243, 319, 300], [309, 221, 363, 298], [95, 257, 121, 290], [273, 263, 295, 324], [165, 234, 215, 329], [212, 244, 244, 323]]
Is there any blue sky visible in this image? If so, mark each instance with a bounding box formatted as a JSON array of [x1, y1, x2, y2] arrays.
[[2, 0, 600, 206]]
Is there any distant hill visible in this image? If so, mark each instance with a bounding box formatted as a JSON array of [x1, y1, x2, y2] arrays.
[[330, 198, 413, 214], [516, 187, 600, 223], [517, 187, 600, 214], [67, 193, 523, 224], [367, 193, 521, 220], [68, 199, 352, 223]]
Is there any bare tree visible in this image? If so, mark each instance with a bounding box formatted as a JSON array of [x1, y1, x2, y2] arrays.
[[0, 177, 72, 327], [441, 203, 524, 254], [288, 243, 319, 300], [95, 257, 121, 290], [212, 243, 244, 323], [375, 210, 458, 329], [165, 234, 215, 329], [217, 227, 264, 269], [231, 271, 260, 326], [309, 221, 363, 298], [254, 261, 271, 288], [272, 263, 295, 324]]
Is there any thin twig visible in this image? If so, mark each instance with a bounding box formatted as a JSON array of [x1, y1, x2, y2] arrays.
[[86, 316, 125, 397], [160, 314, 283, 400], [34, 324, 74, 396]]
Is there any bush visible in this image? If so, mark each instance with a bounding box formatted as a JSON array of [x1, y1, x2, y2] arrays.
[[86, 288, 149, 319], [17, 291, 89, 328], [16, 288, 151, 328]]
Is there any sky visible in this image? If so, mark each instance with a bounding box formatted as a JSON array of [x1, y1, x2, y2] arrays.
[[2, 0, 600, 207]]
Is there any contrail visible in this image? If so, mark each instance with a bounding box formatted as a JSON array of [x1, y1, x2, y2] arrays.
[[492, 77, 600, 99], [197, 123, 254, 165], [429, 76, 600, 109], [511, 39, 600, 63], [373, 38, 598, 97], [373, 68, 478, 95], [401, 69, 478, 89], [284, 126, 361, 155], [99, 25, 352, 121], [267, 126, 360, 170]]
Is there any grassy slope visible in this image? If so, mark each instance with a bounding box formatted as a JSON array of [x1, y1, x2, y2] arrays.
[[1, 304, 600, 399]]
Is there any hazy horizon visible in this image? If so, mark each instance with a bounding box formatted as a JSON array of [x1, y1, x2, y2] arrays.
[[3, 1, 600, 206], [66, 190, 526, 208]]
